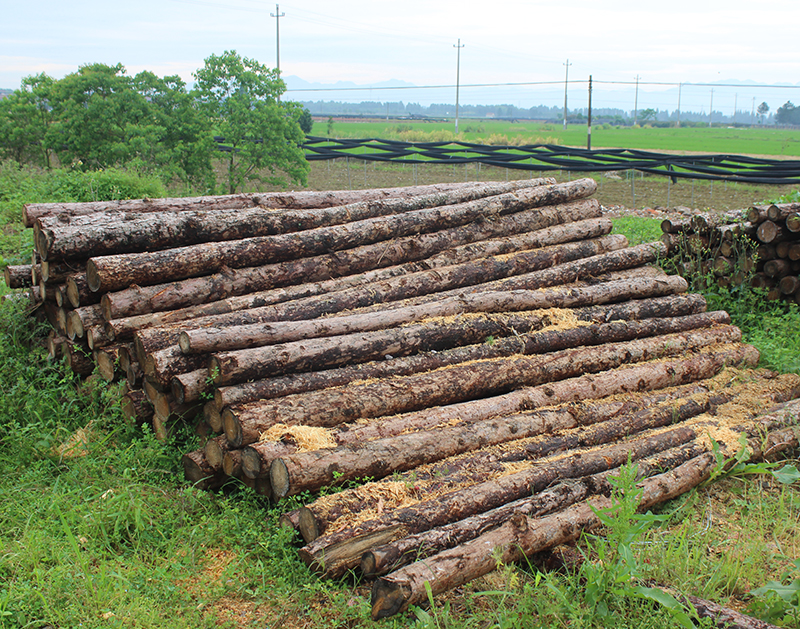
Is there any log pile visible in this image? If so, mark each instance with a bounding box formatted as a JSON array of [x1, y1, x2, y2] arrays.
[[661, 203, 800, 304], [7, 178, 800, 619]]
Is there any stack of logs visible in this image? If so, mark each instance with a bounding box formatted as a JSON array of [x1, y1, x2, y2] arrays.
[[661, 202, 800, 304], [5, 179, 800, 620]]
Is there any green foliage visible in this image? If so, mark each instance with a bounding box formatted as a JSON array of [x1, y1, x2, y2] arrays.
[[0, 162, 165, 265], [193, 50, 309, 194], [0, 73, 56, 168], [749, 560, 800, 627], [611, 216, 663, 246], [297, 107, 314, 134]]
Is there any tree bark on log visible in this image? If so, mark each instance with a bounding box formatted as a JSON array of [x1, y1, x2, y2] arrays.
[[36, 180, 555, 260], [66, 273, 100, 308], [367, 411, 800, 619], [182, 233, 625, 355], [110, 230, 622, 342], [181, 449, 227, 491], [242, 379, 717, 483], [360, 444, 710, 578], [121, 388, 153, 425], [111, 216, 615, 339], [66, 304, 104, 340], [171, 369, 209, 405], [86, 179, 598, 292], [144, 345, 209, 389], [213, 293, 707, 410], [3, 264, 34, 288], [24, 181, 521, 226], [100, 199, 602, 320], [272, 368, 796, 499], [207, 273, 687, 387], [291, 345, 760, 542], [299, 425, 707, 577], [222, 325, 741, 447]]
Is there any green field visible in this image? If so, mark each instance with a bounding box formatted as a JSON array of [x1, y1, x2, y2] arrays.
[[316, 118, 800, 158]]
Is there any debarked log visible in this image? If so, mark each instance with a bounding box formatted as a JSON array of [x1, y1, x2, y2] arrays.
[[86, 179, 598, 292], [222, 323, 741, 447]]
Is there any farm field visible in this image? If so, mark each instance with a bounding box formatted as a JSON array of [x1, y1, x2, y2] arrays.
[[315, 118, 800, 158]]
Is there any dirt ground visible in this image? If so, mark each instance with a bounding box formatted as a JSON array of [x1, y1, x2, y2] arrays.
[[298, 159, 796, 218]]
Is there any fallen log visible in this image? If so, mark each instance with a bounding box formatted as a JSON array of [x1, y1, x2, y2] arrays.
[[100, 199, 603, 320], [213, 293, 708, 410], [65, 273, 100, 308], [66, 304, 104, 340], [36, 179, 555, 260], [23, 181, 511, 226], [181, 449, 228, 491], [222, 325, 742, 447], [121, 388, 153, 425], [86, 179, 598, 292]]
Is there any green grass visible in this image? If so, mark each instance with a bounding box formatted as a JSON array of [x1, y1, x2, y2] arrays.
[[319, 119, 800, 157], [1, 164, 799, 627]]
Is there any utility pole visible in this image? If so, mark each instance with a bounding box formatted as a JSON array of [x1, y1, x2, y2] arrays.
[[563, 59, 571, 130], [454, 39, 464, 134], [709, 88, 714, 127], [676, 83, 682, 128], [633, 75, 640, 126], [587, 75, 593, 150], [271, 4, 284, 100], [733, 93, 737, 125]]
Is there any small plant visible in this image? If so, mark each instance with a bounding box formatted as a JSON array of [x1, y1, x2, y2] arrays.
[[749, 559, 800, 627]]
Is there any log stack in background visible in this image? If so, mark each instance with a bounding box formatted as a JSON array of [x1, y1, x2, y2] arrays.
[[661, 202, 800, 305], [7, 179, 800, 618]]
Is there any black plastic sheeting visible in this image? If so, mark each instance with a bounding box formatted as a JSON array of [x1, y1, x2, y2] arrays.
[[297, 136, 800, 185]]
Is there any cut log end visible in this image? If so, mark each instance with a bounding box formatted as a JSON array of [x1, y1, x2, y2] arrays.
[[270, 458, 290, 497], [222, 407, 243, 447], [241, 447, 263, 479], [371, 579, 409, 621], [298, 507, 321, 543]]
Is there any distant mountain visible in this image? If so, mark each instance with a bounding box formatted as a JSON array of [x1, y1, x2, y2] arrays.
[[284, 76, 417, 92]]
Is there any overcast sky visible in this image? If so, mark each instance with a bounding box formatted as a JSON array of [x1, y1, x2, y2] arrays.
[[3, 0, 799, 114]]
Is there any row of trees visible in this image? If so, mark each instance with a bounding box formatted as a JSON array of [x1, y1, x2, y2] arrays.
[[0, 51, 312, 193]]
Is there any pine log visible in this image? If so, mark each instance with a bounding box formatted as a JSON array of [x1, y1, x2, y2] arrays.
[[66, 304, 104, 340], [3, 264, 34, 289], [23, 181, 515, 226], [121, 389, 153, 425], [94, 346, 121, 382], [786, 212, 800, 233], [660, 218, 691, 234], [203, 435, 229, 471], [36, 180, 555, 260], [243, 376, 717, 483], [779, 275, 800, 296], [368, 412, 800, 619], [47, 332, 67, 361], [766, 202, 800, 222], [115, 231, 623, 343], [764, 258, 793, 279], [66, 340, 95, 376], [41, 260, 85, 283], [360, 444, 710, 578], [214, 293, 708, 410], [208, 272, 686, 387], [291, 346, 760, 542], [183, 234, 625, 356], [298, 425, 707, 576], [181, 449, 227, 491], [171, 369, 209, 405], [145, 345, 208, 389], [203, 401, 222, 433], [271, 366, 775, 498], [66, 273, 100, 308], [86, 325, 114, 350], [368, 453, 711, 618], [100, 199, 602, 320], [86, 179, 598, 292], [222, 325, 742, 447], [757, 220, 788, 244]]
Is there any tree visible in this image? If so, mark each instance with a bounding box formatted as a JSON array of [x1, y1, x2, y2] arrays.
[[297, 107, 313, 134], [639, 108, 657, 123], [775, 101, 800, 126], [193, 50, 309, 194], [757, 101, 770, 125], [0, 73, 56, 168]]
